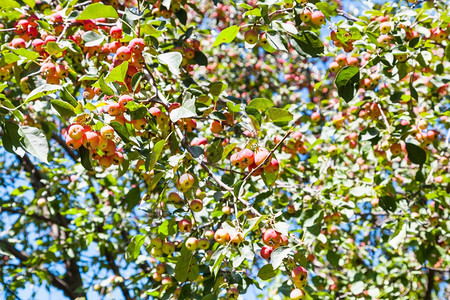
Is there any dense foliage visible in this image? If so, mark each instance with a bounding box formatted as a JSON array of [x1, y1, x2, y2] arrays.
[[0, 0, 449, 299]]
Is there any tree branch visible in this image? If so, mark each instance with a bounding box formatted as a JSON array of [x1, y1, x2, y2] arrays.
[[337, 9, 360, 22], [52, 133, 79, 161], [0, 239, 83, 299], [424, 268, 435, 300], [0, 207, 68, 228]]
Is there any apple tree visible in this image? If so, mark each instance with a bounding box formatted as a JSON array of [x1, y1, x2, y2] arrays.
[[0, 0, 449, 299]]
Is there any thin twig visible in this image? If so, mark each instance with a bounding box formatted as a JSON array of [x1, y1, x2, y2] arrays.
[[337, 9, 360, 22], [268, 8, 293, 18], [0, 28, 16, 32], [376, 102, 391, 134]]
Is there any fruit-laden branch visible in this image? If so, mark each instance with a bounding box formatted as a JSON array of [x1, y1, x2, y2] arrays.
[[243, 129, 293, 182], [174, 126, 234, 193], [174, 125, 263, 217], [142, 66, 266, 217], [0, 239, 84, 299]]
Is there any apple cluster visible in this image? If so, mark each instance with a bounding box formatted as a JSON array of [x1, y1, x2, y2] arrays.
[[278, 132, 308, 157], [230, 147, 279, 175], [260, 228, 289, 261], [289, 266, 308, 299], [329, 53, 359, 73], [64, 123, 123, 169]]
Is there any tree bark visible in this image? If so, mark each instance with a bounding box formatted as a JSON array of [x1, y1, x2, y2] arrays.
[[424, 268, 435, 300]]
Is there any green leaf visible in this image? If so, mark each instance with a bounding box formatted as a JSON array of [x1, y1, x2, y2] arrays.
[[60, 87, 78, 107], [209, 82, 227, 97], [244, 216, 263, 237], [244, 8, 261, 17], [359, 127, 380, 142], [326, 251, 340, 267], [175, 246, 199, 282], [3, 122, 26, 157], [405, 143, 426, 165], [409, 81, 418, 101], [162, 0, 172, 10], [207, 139, 224, 164], [277, 22, 298, 35], [82, 31, 104, 47], [261, 171, 277, 186], [350, 281, 365, 295], [22, 0, 35, 8], [158, 219, 175, 235], [18, 126, 49, 163], [105, 61, 128, 83], [266, 108, 293, 122], [335, 66, 360, 102], [350, 186, 371, 197], [26, 84, 63, 102], [169, 93, 197, 122], [222, 143, 237, 161], [273, 222, 289, 236], [445, 44, 450, 61], [93, 75, 114, 96], [79, 147, 93, 171], [379, 195, 397, 212], [148, 172, 165, 192], [416, 51, 431, 68], [290, 31, 324, 57], [266, 31, 287, 51], [3, 53, 19, 64], [316, 1, 338, 18], [131, 72, 144, 92], [258, 264, 279, 280], [246, 107, 261, 130], [194, 50, 208, 66], [190, 146, 203, 158], [247, 98, 274, 111], [76, 3, 119, 20], [125, 234, 146, 261], [175, 8, 187, 25], [388, 222, 407, 249], [409, 37, 421, 48], [302, 209, 323, 228], [45, 41, 68, 56], [271, 246, 292, 269], [147, 139, 165, 171], [415, 167, 425, 182], [158, 52, 182, 75], [13, 48, 39, 61], [234, 180, 244, 198], [125, 186, 141, 210], [51, 100, 76, 117], [109, 121, 131, 143], [213, 25, 240, 47], [0, 0, 20, 9], [210, 247, 227, 277]]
